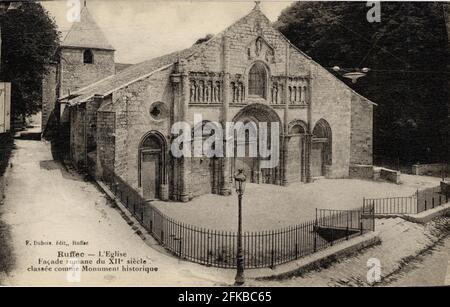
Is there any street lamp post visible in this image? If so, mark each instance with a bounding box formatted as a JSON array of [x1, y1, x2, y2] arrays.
[[234, 169, 246, 286]]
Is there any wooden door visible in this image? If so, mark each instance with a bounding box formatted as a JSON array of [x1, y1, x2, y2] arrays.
[[311, 142, 323, 177], [141, 152, 160, 200]]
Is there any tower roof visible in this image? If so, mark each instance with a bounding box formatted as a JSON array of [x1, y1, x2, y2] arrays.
[[61, 5, 114, 50]]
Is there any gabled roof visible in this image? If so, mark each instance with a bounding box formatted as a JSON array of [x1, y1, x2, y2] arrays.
[[64, 4, 376, 106], [61, 5, 114, 51], [63, 45, 202, 105], [63, 6, 263, 105]]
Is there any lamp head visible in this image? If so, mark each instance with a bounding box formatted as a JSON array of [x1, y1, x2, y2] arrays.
[[234, 169, 246, 195], [332, 66, 341, 72]]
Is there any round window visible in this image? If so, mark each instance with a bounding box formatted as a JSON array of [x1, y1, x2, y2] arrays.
[[149, 102, 167, 121]]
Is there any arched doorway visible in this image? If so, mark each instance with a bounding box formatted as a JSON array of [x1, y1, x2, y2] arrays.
[[312, 119, 332, 178], [287, 120, 307, 182], [232, 103, 281, 184], [139, 131, 166, 201], [190, 121, 221, 197]]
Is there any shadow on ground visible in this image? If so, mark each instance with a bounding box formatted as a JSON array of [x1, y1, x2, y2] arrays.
[[0, 133, 15, 279], [39, 159, 85, 182], [14, 131, 41, 141]]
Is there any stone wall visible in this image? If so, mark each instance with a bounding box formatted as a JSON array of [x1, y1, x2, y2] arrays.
[[111, 67, 173, 191], [85, 8, 374, 200], [412, 163, 449, 177], [86, 98, 103, 154], [60, 48, 115, 97], [69, 97, 104, 173], [310, 64, 352, 178], [349, 164, 374, 180], [97, 110, 115, 178], [350, 94, 373, 165], [184, 8, 359, 182], [69, 105, 86, 170], [41, 64, 57, 136], [380, 168, 401, 184], [285, 135, 303, 183]]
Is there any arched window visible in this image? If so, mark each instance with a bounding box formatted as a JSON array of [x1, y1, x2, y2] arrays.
[[290, 124, 306, 135], [248, 62, 267, 98], [83, 49, 93, 64], [312, 119, 332, 177]]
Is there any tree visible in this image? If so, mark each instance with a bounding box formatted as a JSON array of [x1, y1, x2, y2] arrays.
[[194, 33, 214, 45], [0, 2, 60, 120], [276, 1, 450, 164]]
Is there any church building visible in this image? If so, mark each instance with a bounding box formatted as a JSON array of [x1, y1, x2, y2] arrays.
[[42, 3, 374, 202]]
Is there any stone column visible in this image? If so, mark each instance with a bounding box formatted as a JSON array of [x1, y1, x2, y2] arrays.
[[160, 160, 169, 201], [282, 42, 290, 186], [220, 35, 232, 195], [171, 60, 191, 202], [304, 133, 312, 183], [180, 60, 191, 202], [305, 70, 314, 183]]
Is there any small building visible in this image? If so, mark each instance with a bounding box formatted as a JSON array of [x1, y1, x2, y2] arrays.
[[42, 4, 374, 202]]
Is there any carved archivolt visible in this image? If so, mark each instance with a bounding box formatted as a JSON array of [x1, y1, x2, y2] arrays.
[[189, 72, 222, 103]]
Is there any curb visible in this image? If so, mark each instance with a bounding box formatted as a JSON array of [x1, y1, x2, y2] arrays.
[[404, 203, 450, 224], [96, 179, 382, 280], [251, 231, 381, 280]]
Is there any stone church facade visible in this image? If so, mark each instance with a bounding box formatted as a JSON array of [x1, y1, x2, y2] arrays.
[[42, 4, 374, 202]]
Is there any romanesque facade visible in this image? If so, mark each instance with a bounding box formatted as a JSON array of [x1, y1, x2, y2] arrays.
[[43, 4, 374, 202]]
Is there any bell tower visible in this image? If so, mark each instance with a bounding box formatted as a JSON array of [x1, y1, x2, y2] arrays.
[[58, 2, 115, 97]]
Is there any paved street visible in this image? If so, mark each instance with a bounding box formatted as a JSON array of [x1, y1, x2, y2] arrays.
[[0, 135, 234, 286], [383, 236, 450, 287], [246, 217, 449, 287]]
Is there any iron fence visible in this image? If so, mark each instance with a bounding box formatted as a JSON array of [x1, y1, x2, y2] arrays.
[[102, 167, 375, 269], [363, 195, 418, 215], [363, 185, 448, 215]]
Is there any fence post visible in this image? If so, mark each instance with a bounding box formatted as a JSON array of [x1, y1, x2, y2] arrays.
[[271, 249, 275, 269], [416, 189, 419, 214], [346, 213, 349, 240], [360, 221, 363, 235], [432, 197, 435, 209], [330, 228, 334, 246], [206, 230, 210, 266], [313, 215, 318, 253]]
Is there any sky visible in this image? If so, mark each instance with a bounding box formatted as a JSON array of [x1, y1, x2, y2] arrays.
[[41, 0, 295, 64]]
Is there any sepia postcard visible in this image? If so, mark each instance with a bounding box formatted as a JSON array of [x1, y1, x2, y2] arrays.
[[0, 0, 449, 294]]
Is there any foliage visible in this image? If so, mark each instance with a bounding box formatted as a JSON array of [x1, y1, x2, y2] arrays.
[[0, 2, 60, 118], [194, 33, 214, 45], [276, 1, 450, 163]]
